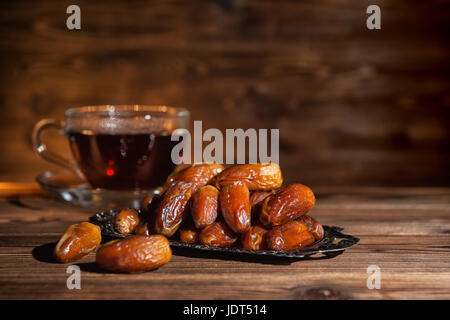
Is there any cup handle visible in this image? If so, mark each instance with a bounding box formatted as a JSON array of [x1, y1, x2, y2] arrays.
[[32, 118, 77, 174]]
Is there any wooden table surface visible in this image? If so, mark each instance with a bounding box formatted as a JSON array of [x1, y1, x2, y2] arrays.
[[0, 183, 449, 300]]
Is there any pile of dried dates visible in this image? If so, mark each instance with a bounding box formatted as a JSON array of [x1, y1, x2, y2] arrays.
[[53, 163, 325, 273]]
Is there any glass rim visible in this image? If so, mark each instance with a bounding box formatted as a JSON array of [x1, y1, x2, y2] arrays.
[[65, 105, 189, 118]]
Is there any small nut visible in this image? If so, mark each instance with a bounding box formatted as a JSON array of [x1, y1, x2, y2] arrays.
[[54, 222, 101, 263], [96, 235, 172, 273], [114, 209, 140, 234]]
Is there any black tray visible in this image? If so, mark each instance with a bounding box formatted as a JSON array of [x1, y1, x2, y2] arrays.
[[89, 209, 359, 259]]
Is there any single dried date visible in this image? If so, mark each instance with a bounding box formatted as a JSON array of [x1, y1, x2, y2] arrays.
[[96, 235, 172, 273], [215, 163, 282, 191], [191, 185, 220, 229], [297, 215, 324, 241], [54, 222, 101, 263], [154, 181, 198, 237], [164, 163, 224, 189], [241, 224, 269, 250], [265, 220, 315, 251], [260, 184, 315, 227], [199, 221, 238, 247], [220, 181, 251, 234]]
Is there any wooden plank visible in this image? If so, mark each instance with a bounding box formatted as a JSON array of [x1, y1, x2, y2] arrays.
[[0, 187, 448, 299], [0, 235, 449, 300]]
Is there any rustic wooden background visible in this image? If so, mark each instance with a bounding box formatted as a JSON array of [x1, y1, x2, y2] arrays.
[[0, 0, 449, 187]]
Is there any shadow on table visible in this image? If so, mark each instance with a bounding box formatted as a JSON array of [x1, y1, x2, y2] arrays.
[[77, 262, 111, 273], [74, 251, 343, 274], [7, 195, 44, 211], [31, 242, 161, 274], [170, 246, 343, 265], [32, 242, 59, 264], [31, 242, 343, 272]]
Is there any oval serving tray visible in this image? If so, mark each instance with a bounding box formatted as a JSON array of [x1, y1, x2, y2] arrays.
[[89, 209, 360, 259]]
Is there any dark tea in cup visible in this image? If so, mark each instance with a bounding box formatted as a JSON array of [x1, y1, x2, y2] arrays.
[[33, 105, 189, 190], [68, 132, 178, 190]]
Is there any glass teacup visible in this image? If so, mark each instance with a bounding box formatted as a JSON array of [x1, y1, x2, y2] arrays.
[[32, 105, 189, 191]]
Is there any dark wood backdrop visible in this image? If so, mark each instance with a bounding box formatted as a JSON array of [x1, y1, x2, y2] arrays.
[[0, 0, 449, 187]]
